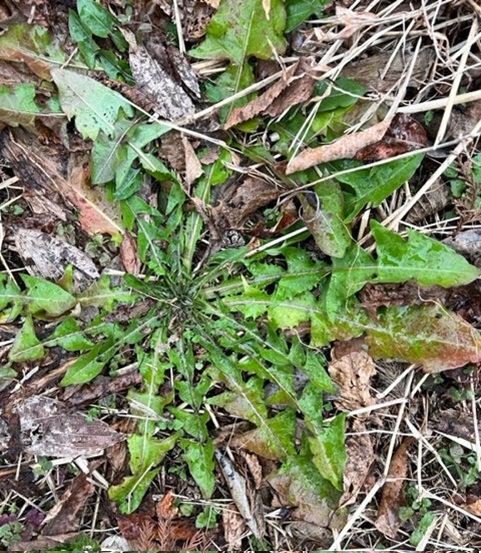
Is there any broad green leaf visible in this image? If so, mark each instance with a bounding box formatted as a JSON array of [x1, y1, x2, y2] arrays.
[[22, 274, 77, 317], [0, 24, 66, 80], [326, 244, 375, 319], [128, 433, 178, 473], [372, 221, 480, 287], [189, 0, 287, 65], [315, 77, 366, 112], [77, 0, 118, 38], [108, 469, 159, 514], [91, 118, 133, 184], [0, 275, 23, 323], [285, 0, 330, 32], [68, 9, 98, 68], [269, 292, 317, 329], [60, 338, 115, 386], [299, 191, 350, 258], [52, 68, 134, 140], [205, 63, 256, 123], [367, 304, 481, 372], [78, 275, 136, 311], [0, 84, 39, 130], [334, 153, 424, 222], [170, 408, 210, 441], [276, 247, 327, 301], [181, 439, 216, 499], [9, 316, 45, 362], [47, 317, 94, 351], [308, 413, 346, 491]]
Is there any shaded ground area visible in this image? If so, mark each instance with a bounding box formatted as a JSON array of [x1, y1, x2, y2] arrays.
[[0, 0, 481, 551]]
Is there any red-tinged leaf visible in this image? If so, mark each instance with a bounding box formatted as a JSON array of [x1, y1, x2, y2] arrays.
[[367, 304, 481, 372]]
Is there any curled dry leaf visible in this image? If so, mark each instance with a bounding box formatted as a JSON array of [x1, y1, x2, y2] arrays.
[[41, 473, 95, 535], [334, 6, 379, 39], [182, 136, 204, 187], [211, 176, 283, 229], [340, 420, 374, 506], [222, 504, 245, 550], [354, 114, 427, 161], [328, 350, 376, 411], [120, 232, 141, 275], [375, 437, 415, 538], [215, 450, 263, 539], [286, 117, 392, 174], [225, 59, 317, 129]]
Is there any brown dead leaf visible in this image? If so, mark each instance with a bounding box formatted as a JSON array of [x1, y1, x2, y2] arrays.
[[41, 473, 95, 535], [335, 6, 379, 39], [340, 420, 375, 506], [13, 228, 99, 291], [286, 117, 392, 173], [120, 232, 141, 275], [225, 60, 317, 129], [268, 468, 341, 529], [9, 533, 81, 552], [461, 497, 481, 516], [215, 450, 264, 539], [328, 350, 376, 411], [375, 437, 416, 538], [212, 176, 283, 229], [123, 30, 195, 121], [5, 396, 125, 457], [286, 521, 331, 546], [354, 114, 427, 162], [222, 504, 245, 550], [341, 49, 434, 94], [2, 131, 123, 235], [182, 136, 204, 187]]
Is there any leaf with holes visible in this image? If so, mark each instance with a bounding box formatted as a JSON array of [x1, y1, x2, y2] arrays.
[[52, 68, 134, 140]]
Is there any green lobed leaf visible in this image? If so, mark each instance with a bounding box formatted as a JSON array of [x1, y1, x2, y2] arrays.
[[0, 275, 23, 323], [0, 84, 40, 130], [77, 0, 118, 38], [47, 317, 95, 351], [108, 469, 159, 514], [22, 274, 77, 317], [326, 243, 375, 320], [68, 9, 99, 69], [181, 439, 216, 499], [128, 433, 178, 474], [60, 338, 115, 386], [189, 0, 287, 64], [285, 0, 330, 32], [372, 221, 480, 287], [0, 24, 66, 80], [308, 413, 346, 491], [334, 153, 424, 222], [52, 68, 134, 140], [366, 304, 481, 372], [9, 316, 45, 362]]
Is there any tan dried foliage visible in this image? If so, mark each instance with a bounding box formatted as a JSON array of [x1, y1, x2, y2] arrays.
[[286, 118, 392, 173], [328, 349, 377, 411], [340, 420, 375, 506], [375, 437, 416, 538], [225, 60, 317, 129], [222, 504, 246, 550], [120, 231, 141, 275]]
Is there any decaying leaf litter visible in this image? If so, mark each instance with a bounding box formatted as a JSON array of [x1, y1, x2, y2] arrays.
[[0, 0, 481, 550]]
